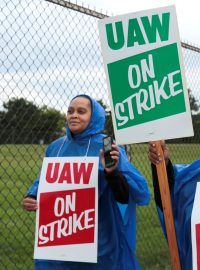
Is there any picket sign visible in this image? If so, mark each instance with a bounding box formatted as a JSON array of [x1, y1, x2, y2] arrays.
[[191, 182, 200, 270], [98, 5, 193, 145], [98, 6, 194, 270], [34, 156, 99, 263]]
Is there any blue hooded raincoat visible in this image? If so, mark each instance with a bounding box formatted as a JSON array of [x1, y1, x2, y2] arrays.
[[157, 159, 200, 270], [27, 95, 150, 270]]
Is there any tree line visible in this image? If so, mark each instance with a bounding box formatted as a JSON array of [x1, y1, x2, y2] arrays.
[[0, 98, 66, 144], [0, 89, 199, 145], [0, 97, 113, 144]]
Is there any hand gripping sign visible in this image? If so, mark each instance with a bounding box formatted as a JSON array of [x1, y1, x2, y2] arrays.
[[192, 182, 200, 270], [34, 157, 99, 263]]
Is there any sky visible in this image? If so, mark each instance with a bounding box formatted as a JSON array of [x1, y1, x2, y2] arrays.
[[78, 0, 199, 45]]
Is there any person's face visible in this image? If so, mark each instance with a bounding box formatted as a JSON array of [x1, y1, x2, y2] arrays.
[[67, 97, 92, 134]]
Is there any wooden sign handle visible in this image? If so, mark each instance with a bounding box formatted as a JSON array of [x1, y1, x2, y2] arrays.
[[154, 141, 182, 270]]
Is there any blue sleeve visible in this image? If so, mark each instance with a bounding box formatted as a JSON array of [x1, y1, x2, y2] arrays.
[[156, 159, 200, 270], [116, 146, 150, 254], [26, 174, 40, 198], [118, 146, 150, 206]]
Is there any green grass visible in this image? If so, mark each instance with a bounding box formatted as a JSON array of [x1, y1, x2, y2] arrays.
[[0, 145, 45, 270], [0, 143, 199, 270]]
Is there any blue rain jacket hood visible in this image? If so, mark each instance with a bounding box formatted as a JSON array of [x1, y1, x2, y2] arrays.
[[27, 94, 150, 270], [157, 159, 200, 270], [66, 94, 106, 140]]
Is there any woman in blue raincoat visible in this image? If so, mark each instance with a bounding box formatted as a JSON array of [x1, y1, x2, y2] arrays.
[[148, 141, 200, 270], [22, 94, 150, 270]]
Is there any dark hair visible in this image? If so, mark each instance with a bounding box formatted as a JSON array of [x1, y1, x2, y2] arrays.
[[71, 94, 93, 113]]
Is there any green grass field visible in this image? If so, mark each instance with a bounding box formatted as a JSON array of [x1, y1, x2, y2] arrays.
[[0, 143, 199, 270]]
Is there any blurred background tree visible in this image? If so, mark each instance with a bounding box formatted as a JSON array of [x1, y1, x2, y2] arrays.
[[0, 98, 66, 144]]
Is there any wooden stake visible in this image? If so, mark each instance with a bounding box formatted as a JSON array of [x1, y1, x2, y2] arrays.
[[154, 141, 182, 270]]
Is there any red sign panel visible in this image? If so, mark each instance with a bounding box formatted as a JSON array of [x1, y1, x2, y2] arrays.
[[38, 188, 95, 247]]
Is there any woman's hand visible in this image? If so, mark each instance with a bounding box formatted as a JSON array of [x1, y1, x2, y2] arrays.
[[148, 140, 169, 165], [101, 143, 119, 173], [22, 197, 38, 211]]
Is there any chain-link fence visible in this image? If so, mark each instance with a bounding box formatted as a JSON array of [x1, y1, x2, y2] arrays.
[[1, 0, 200, 269]]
